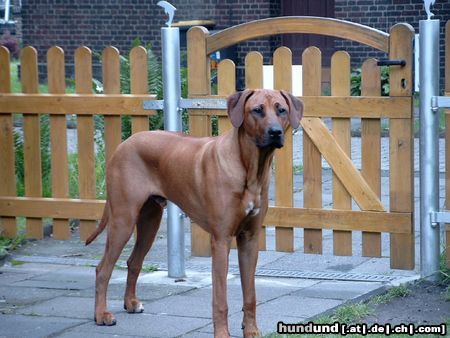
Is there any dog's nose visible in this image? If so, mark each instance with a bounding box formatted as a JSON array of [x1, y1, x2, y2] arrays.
[[268, 126, 283, 138]]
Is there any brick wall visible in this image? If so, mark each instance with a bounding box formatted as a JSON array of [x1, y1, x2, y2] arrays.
[[335, 0, 449, 91], [21, 0, 282, 85]]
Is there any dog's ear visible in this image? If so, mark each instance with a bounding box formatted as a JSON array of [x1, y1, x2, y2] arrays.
[[227, 89, 254, 128], [280, 90, 303, 129]]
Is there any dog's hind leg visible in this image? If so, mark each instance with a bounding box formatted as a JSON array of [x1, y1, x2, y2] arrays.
[[124, 197, 163, 314], [95, 214, 136, 326]]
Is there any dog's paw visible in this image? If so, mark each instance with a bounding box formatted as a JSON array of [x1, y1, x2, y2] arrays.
[[95, 311, 117, 326], [124, 299, 144, 313], [242, 323, 261, 338]]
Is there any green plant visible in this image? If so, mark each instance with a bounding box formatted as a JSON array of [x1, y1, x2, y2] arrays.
[[13, 115, 52, 197], [351, 65, 390, 96], [370, 285, 410, 305], [332, 302, 372, 324], [0, 234, 26, 257]]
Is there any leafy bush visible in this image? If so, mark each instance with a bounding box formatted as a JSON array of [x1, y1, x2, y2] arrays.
[[0, 30, 20, 58], [351, 65, 390, 96]]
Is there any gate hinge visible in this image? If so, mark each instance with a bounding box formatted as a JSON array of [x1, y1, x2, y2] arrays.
[[430, 211, 450, 227], [431, 96, 450, 112]]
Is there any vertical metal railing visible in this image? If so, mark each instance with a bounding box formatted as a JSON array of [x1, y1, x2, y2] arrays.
[[159, 1, 185, 278], [419, 18, 441, 280]]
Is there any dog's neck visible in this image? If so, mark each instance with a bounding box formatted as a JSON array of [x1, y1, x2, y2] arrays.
[[235, 128, 275, 194]]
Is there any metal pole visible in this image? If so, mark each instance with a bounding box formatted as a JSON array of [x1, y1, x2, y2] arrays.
[[161, 25, 185, 278], [419, 19, 440, 280]]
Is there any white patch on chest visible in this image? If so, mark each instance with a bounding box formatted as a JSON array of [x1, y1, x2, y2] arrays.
[[245, 201, 260, 217]]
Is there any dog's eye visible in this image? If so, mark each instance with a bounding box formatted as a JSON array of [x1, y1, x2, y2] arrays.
[[252, 106, 264, 116], [278, 107, 287, 115]]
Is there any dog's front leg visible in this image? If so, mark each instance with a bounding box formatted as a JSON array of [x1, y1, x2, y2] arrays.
[[237, 226, 261, 338], [211, 235, 232, 338]]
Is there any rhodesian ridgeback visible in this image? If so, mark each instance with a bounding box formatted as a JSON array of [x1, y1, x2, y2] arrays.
[[86, 89, 303, 338]]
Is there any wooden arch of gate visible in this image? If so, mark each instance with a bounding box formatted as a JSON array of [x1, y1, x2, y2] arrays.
[[187, 17, 415, 270]]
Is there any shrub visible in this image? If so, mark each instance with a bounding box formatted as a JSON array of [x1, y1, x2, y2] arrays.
[[0, 30, 20, 58], [351, 65, 390, 96]]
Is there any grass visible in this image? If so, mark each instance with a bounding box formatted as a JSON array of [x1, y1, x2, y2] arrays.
[[369, 285, 410, 305], [10, 259, 25, 266], [0, 234, 26, 257], [114, 264, 158, 273]]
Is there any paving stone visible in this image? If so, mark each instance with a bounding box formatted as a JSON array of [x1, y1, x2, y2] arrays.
[[56, 330, 139, 338], [198, 305, 307, 337], [0, 271, 36, 286], [0, 285, 69, 311], [256, 294, 343, 319], [262, 251, 370, 273], [0, 314, 86, 338], [69, 282, 194, 301], [292, 281, 383, 300], [73, 312, 211, 337], [17, 296, 123, 320], [142, 292, 242, 319], [13, 278, 92, 290]]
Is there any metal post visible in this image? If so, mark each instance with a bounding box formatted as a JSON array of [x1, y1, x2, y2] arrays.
[[160, 2, 185, 278], [419, 18, 440, 280]]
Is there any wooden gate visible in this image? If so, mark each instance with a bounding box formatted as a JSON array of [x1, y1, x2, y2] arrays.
[[187, 17, 415, 270]]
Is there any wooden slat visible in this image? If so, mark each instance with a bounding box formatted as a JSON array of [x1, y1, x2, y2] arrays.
[[0, 197, 412, 234], [0, 94, 410, 118], [331, 51, 352, 256], [188, 26, 212, 256], [273, 47, 294, 252], [217, 59, 235, 134], [361, 58, 382, 257], [302, 118, 385, 212], [245, 51, 266, 250], [389, 24, 415, 270], [48, 46, 70, 240], [103, 47, 122, 163], [130, 46, 150, 134], [302, 47, 322, 253], [206, 17, 389, 54], [445, 20, 450, 268], [21, 46, 43, 239], [0, 46, 16, 237], [217, 59, 235, 248], [75, 46, 97, 241]]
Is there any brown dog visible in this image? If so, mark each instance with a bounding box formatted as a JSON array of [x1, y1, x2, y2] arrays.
[[86, 89, 303, 338]]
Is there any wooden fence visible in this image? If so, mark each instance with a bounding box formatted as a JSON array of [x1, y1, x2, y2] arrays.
[[0, 45, 156, 240], [0, 17, 418, 270]]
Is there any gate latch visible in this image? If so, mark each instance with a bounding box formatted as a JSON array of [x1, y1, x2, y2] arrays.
[[376, 59, 406, 67]]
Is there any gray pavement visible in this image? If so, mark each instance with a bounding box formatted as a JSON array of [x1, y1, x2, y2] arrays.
[[2, 129, 438, 337]]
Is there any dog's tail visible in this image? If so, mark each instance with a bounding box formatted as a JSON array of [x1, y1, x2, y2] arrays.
[[85, 200, 110, 246]]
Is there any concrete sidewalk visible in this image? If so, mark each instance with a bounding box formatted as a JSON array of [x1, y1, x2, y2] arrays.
[[0, 216, 420, 338]]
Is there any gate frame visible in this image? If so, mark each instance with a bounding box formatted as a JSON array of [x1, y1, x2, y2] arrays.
[[187, 16, 415, 270]]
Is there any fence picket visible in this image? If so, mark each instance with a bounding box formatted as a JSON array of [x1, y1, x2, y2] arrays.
[[130, 46, 149, 134], [274, 47, 294, 252], [361, 58, 382, 257], [302, 47, 323, 254], [21, 47, 43, 239], [245, 51, 266, 250], [331, 51, 352, 256], [389, 24, 414, 269], [48, 46, 70, 239], [0, 46, 16, 237], [103, 47, 122, 162], [187, 26, 212, 256], [75, 46, 97, 241]]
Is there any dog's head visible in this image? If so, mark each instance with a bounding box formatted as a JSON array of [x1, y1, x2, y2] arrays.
[[227, 89, 303, 149]]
